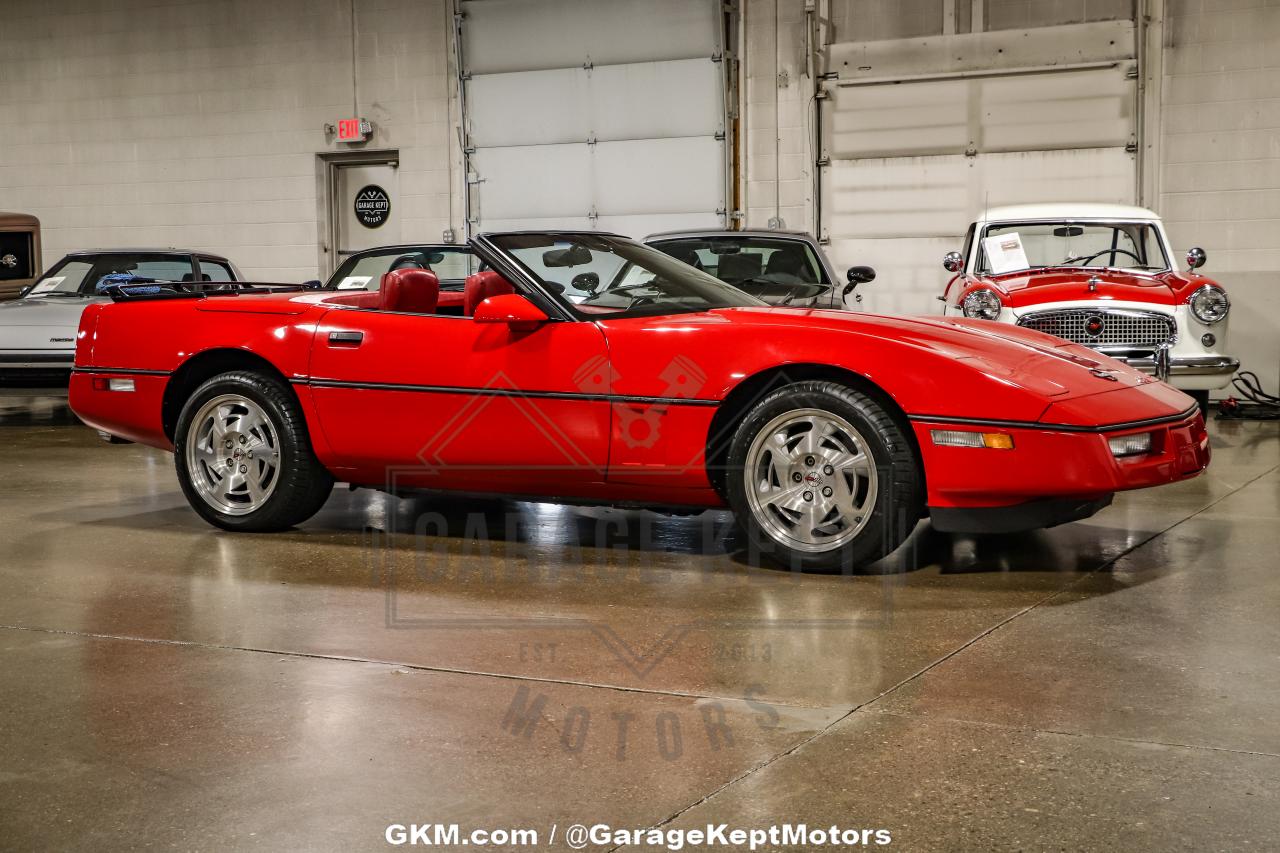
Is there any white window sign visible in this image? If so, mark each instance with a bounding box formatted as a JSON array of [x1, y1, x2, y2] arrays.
[[983, 233, 1030, 275], [28, 277, 65, 295], [336, 276, 372, 290]]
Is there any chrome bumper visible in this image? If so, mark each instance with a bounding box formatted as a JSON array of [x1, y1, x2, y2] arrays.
[[1118, 355, 1239, 377]]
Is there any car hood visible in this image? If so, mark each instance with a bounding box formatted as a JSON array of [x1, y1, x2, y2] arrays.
[[606, 306, 1157, 403], [0, 296, 102, 352], [971, 268, 1189, 308], [0, 295, 104, 326]]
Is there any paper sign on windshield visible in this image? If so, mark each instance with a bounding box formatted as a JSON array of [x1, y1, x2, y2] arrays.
[[336, 276, 372, 290], [983, 233, 1029, 274], [28, 277, 65, 295]]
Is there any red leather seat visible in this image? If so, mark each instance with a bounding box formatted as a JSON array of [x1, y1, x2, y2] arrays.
[[464, 271, 516, 315], [380, 269, 439, 314], [437, 290, 466, 309]]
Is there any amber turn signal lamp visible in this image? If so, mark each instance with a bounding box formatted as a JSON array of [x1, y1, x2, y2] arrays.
[[930, 429, 1014, 450]]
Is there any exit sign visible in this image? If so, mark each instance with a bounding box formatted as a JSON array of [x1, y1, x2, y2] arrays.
[[336, 118, 371, 142]]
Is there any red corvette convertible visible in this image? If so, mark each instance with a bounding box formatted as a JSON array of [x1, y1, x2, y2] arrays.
[[69, 232, 1210, 571]]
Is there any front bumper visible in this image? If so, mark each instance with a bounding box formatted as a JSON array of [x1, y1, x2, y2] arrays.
[[914, 406, 1210, 517], [1114, 354, 1239, 379]]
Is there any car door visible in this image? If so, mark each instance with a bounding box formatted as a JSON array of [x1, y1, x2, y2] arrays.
[[306, 304, 612, 495]]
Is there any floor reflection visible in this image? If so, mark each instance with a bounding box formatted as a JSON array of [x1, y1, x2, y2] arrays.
[[0, 392, 77, 426]]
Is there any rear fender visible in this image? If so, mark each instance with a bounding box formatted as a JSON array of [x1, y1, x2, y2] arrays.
[[74, 303, 105, 367]]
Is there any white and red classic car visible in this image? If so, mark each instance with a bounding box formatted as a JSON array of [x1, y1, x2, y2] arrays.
[[940, 204, 1238, 408]]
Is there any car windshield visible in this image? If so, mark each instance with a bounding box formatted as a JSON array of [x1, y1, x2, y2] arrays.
[[326, 247, 478, 291], [651, 236, 827, 284], [978, 221, 1170, 274], [26, 254, 196, 297], [648, 235, 831, 305], [486, 233, 764, 319]]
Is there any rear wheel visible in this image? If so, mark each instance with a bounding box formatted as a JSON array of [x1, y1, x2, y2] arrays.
[[174, 371, 333, 531], [725, 381, 923, 572]]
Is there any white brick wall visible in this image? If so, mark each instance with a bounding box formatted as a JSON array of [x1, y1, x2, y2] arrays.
[[1159, 0, 1280, 391], [0, 0, 458, 281]]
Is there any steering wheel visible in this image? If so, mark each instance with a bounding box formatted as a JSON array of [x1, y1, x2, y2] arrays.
[[1064, 248, 1143, 267]]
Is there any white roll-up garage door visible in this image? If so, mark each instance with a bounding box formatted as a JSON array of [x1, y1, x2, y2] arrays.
[[819, 20, 1139, 314], [459, 0, 728, 237]]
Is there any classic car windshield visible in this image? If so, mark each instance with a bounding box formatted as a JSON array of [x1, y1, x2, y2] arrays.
[[487, 233, 764, 319], [648, 235, 831, 304], [978, 222, 1170, 274], [26, 260, 94, 296], [649, 236, 828, 285], [326, 246, 478, 291], [26, 254, 196, 297]]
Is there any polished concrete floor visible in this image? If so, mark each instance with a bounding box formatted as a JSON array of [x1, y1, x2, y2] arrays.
[[0, 393, 1277, 851]]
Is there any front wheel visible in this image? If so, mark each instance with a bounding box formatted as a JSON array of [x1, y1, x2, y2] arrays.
[[725, 381, 923, 572], [174, 371, 334, 531]]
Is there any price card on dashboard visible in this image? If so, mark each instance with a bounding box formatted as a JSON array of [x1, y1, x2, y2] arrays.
[[983, 233, 1029, 274], [28, 277, 65, 295], [336, 276, 372, 290]]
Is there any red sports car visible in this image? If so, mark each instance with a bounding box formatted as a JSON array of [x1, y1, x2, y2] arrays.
[[69, 232, 1210, 571]]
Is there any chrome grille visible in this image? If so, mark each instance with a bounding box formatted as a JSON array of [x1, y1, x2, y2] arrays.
[[1016, 308, 1176, 353]]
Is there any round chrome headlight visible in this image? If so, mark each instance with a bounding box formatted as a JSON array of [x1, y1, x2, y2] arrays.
[[961, 289, 1002, 320], [1188, 285, 1229, 324]]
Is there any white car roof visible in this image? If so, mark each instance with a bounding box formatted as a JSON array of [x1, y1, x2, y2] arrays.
[[980, 203, 1160, 223]]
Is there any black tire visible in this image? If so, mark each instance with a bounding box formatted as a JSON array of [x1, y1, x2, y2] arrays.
[[725, 381, 923, 572], [1188, 389, 1210, 413], [173, 371, 334, 531]]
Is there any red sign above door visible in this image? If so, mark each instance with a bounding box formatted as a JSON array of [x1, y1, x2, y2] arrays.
[[336, 118, 371, 143]]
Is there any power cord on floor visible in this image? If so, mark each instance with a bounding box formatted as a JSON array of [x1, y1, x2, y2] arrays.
[[1216, 370, 1280, 420]]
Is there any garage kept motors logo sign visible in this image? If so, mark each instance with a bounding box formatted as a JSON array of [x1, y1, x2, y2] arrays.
[[354, 185, 390, 229]]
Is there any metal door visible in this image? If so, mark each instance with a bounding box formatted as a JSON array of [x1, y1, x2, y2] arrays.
[[818, 20, 1140, 315], [457, 0, 729, 237], [333, 162, 400, 268]]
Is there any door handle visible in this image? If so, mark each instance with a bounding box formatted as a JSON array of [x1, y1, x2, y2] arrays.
[[328, 331, 364, 347]]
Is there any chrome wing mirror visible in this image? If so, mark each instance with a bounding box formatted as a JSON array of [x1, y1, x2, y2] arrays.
[[1186, 247, 1207, 270], [943, 251, 964, 273]]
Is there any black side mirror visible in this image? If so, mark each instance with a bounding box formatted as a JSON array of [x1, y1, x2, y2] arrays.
[[1186, 247, 1207, 270], [842, 266, 876, 302], [302, 279, 322, 289], [18, 285, 33, 298]]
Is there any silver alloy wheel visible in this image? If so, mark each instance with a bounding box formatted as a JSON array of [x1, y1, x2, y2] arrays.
[[184, 394, 282, 516], [743, 408, 878, 553]]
